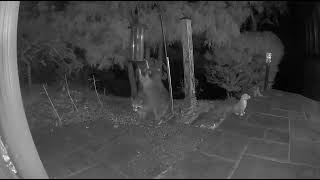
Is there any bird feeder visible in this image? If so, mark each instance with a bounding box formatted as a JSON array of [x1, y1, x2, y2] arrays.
[[130, 22, 146, 62]]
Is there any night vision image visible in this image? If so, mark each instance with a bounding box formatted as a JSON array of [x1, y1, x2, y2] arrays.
[[0, 1, 320, 179]]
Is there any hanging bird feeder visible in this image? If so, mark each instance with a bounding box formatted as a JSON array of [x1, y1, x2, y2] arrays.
[[130, 22, 147, 62]]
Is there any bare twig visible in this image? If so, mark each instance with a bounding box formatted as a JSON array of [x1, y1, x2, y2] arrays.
[[64, 74, 79, 112], [92, 75, 103, 107], [42, 84, 63, 127]]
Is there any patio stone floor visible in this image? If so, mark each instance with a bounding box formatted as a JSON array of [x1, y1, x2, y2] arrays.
[[31, 89, 320, 179]]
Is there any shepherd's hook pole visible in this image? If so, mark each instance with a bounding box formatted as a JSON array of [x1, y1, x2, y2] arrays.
[[159, 13, 174, 114]]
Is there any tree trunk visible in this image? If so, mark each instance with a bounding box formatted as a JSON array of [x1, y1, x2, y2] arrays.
[[127, 61, 137, 98], [181, 18, 197, 111], [0, 2, 48, 178]]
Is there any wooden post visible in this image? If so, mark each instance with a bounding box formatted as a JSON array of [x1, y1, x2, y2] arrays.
[[0, 1, 48, 178], [181, 18, 196, 110]]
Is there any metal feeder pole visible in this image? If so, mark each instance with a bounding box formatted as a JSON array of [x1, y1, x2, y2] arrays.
[[159, 14, 174, 114]]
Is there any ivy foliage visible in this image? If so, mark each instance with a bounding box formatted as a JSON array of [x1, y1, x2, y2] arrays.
[[18, 1, 286, 92], [19, 1, 274, 70]]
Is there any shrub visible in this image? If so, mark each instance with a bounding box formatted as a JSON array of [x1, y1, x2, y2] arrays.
[[18, 37, 82, 85], [204, 31, 284, 97]]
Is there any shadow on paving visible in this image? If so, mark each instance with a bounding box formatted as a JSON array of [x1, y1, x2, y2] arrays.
[[34, 89, 320, 179]]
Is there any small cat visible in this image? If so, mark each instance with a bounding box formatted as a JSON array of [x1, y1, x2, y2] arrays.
[[213, 94, 251, 121], [232, 94, 251, 116]]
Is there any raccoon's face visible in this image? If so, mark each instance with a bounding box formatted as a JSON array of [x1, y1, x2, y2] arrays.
[[131, 98, 144, 112], [132, 103, 143, 112]]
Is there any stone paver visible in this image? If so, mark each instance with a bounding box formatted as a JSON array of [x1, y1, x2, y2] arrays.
[[219, 115, 265, 138], [43, 161, 73, 179], [232, 155, 320, 179], [269, 108, 289, 117], [159, 151, 234, 179], [198, 131, 248, 161], [34, 126, 96, 165], [34, 89, 320, 179], [264, 128, 290, 143], [290, 111, 320, 142], [119, 151, 167, 179], [80, 140, 109, 155], [92, 133, 152, 167], [67, 163, 126, 179], [270, 99, 302, 112], [246, 138, 289, 161], [290, 139, 320, 167], [43, 138, 110, 179], [247, 113, 289, 131], [246, 98, 271, 114], [153, 125, 214, 162]]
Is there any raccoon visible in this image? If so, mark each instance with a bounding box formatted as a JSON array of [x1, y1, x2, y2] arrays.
[[133, 68, 170, 124], [131, 95, 147, 120]]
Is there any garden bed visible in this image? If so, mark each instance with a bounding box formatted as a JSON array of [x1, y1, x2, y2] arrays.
[[22, 83, 237, 134]]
